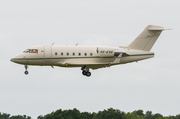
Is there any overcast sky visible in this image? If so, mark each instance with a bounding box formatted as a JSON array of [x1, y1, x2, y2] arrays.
[[0, 0, 180, 118]]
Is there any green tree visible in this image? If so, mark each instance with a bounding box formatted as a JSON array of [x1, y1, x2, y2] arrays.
[[175, 114, 180, 119], [80, 112, 91, 119], [153, 113, 163, 119], [90, 112, 98, 119], [0, 113, 10, 119], [155, 117, 170, 119], [145, 111, 153, 119], [37, 115, 44, 119], [123, 112, 145, 119], [97, 108, 125, 119], [10, 115, 31, 119], [133, 110, 144, 117]]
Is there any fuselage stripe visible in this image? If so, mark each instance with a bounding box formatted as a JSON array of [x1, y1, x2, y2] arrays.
[[11, 53, 154, 60]]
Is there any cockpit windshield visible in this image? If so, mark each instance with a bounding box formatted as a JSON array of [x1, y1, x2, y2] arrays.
[[23, 49, 38, 53]]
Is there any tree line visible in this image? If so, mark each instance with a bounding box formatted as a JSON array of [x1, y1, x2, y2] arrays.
[[1, 108, 180, 119], [0, 113, 31, 119], [37, 108, 180, 119]]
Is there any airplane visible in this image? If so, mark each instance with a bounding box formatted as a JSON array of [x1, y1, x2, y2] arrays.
[[10, 25, 168, 77]]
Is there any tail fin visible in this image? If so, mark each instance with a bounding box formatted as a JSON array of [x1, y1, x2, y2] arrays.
[[128, 25, 165, 51]]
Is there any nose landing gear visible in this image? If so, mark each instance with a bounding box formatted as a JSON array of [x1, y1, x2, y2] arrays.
[[81, 66, 91, 77], [24, 65, 29, 75]]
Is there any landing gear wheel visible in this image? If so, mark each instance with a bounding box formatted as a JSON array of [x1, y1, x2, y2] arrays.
[[81, 66, 91, 77], [24, 71, 29, 75], [24, 65, 29, 75], [86, 71, 91, 77], [82, 70, 87, 75]]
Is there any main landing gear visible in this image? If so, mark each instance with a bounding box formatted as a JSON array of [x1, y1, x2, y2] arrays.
[[24, 65, 29, 75], [81, 66, 91, 77]]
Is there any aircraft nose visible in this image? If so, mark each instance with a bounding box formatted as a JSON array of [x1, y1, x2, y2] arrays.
[[10, 54, 28, 65], [10, 54, 23, 64], [10, 58, 15, 62]]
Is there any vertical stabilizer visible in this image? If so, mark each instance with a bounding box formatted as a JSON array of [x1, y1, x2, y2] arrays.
[[128, 25, 165, 51]]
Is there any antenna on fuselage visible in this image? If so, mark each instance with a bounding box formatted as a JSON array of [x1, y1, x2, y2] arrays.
[[76, 43, 78, 46], [96, 47, 99, 54]]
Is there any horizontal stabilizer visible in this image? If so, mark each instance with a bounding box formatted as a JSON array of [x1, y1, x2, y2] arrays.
[[148, 26, 171, 31], [148, 27, 165, 31]]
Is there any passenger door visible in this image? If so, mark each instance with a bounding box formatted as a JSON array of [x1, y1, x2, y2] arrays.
[[44, 46, 52, 61]]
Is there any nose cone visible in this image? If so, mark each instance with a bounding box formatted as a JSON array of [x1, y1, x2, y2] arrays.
[[10, 58, 15, 62], [10, 54, 26, 65], [10, 57, 20, 63]]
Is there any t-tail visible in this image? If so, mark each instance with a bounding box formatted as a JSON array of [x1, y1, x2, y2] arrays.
[[128, 25, 166, 51]]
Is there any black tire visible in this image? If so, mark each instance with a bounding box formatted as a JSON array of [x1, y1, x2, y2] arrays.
[[86, 72, 91, 77], [24, 71, 28, 75], [82, 70, 87, 75]]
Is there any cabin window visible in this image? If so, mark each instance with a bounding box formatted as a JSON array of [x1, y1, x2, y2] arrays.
[[90, 53, 92, 56], [23, 49, 38, 53], [61, 52, 63, 55], [79, 53, 81, 56], [67, 52, 69, 56], [55, 52, 57, 55], [84, 53, 87, 56], [30, 49, 38, 53], [73, 52, 75, 56]]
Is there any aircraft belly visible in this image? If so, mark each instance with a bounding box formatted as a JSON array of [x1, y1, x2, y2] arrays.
[[96, 57, 116, 62], [27, 59, 44, 65]]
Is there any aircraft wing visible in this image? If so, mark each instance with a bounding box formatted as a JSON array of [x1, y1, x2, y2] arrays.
[[65, 62, 111, 70], [64, 54, 123, 70]]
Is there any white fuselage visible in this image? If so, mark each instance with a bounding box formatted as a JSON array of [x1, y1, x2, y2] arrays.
[[11, 45, 154, 70], [10, 25, 166, 76]]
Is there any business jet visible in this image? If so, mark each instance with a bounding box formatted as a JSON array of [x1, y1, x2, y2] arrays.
[[10, 25, 168, 77]]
